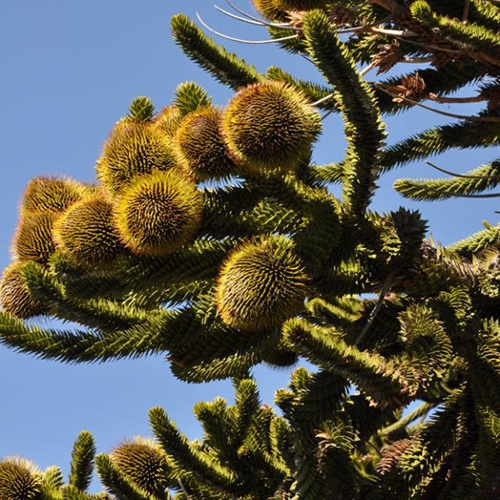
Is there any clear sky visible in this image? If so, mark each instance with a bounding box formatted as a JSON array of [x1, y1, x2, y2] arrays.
[[1, 0, 496, 491]]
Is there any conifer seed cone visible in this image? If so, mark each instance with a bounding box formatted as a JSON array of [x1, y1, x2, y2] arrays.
[[13, 213, 56, 264], [96, 120, 182, 194], [0, 262, 46, 319], [113, 170, 202, 257], [152, 105, 182, 138], [20, 176, 85, 218], [53, 193, 124, 269], [274, 0, 328, 10], [221, 81, 322, 175], [215, 238, 309, 331], [111, 438, 169, 497], [174, 106, 237, 181], [252, 0, 288, 21], [0, 458, 42, 500]]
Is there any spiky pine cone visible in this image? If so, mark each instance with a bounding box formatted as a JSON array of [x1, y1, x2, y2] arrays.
[[0, 458, 42, 500], [13, 213, 56, 264], [215, 237, 309, 331], [252, 0, 288, 21], [221, 81, 321, 176], [96, 120, 182, 194], [20, 176, 85, 218], [0, 262, 45, 319], [174, 106, 238, 181], [111, 438, 171, 497], [152, 105, 182, 138], [113, 170, 202, 257], [274, 0, 329, 11], [53, 193, 124, 269]]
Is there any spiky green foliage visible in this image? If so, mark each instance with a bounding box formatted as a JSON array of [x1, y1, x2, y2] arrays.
[[173, 106, 237, 181], [13, 213, 56, 264], [144, 378, 291, 498], [1, 435, 110, 499], [69, 431, 96, 492], [411, 1, 500, 56], [215, 237, 309, 331], [95, 454, 156, 500], [4, 1, 500, 499], [221, 81, 322, 176], [128, 96, 155, 122], [394, 158, 500, 201], [20, 176, 85, 218], [25, 375, 464, 498], [96, 121, 180, 194], [449, 221, 500, 256], [113, 170, 202, 257], [170, 14, 263, 90], [42, 466, 64, 491], [174, 81, 212, 116], [303, 9, 386, 215], [53, 194, 124, 269], [0, 262, 45, 319]]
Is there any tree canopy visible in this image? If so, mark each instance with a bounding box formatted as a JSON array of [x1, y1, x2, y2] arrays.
[[2, 1, 500, 498]]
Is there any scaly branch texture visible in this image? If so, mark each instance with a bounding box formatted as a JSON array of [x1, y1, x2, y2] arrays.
[[2, 1, 500, 498]]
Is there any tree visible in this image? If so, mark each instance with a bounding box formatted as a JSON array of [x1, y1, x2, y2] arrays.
[[1, 0, 500, 498]]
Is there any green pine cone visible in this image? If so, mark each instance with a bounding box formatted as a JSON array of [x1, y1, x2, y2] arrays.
[[174, 106, 238, 181], [53, 193, 124, 269], [274, 0, 329, 10], [96, 120, 183, 194], [215, 237, 310, 331], [113, 170, 202, 257], [20, 176, 85, 218], [252, 0, 288, 21], [110, 438, 170, 497], [221, 81, 322, 176], [0, 458, 42, 500], [13, 213, 56, 264], [152, 105, 182, 138], [0, 262, 46, 319]]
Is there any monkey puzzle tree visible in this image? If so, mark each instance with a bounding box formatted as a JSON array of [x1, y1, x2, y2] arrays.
[[2, 1, 500, 498]]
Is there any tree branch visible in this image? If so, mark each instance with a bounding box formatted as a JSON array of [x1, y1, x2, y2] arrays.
[[355, 273, 394, 347]]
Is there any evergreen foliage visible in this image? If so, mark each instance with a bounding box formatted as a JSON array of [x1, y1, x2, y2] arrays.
[[0, 433, 109, 500], [3, 1, 500, 498]]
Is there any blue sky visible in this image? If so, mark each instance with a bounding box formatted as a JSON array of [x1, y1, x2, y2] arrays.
[[1, 0, 496, 491]]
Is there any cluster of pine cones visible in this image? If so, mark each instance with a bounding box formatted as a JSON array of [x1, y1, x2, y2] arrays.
[[0, 80, 322, 331]]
